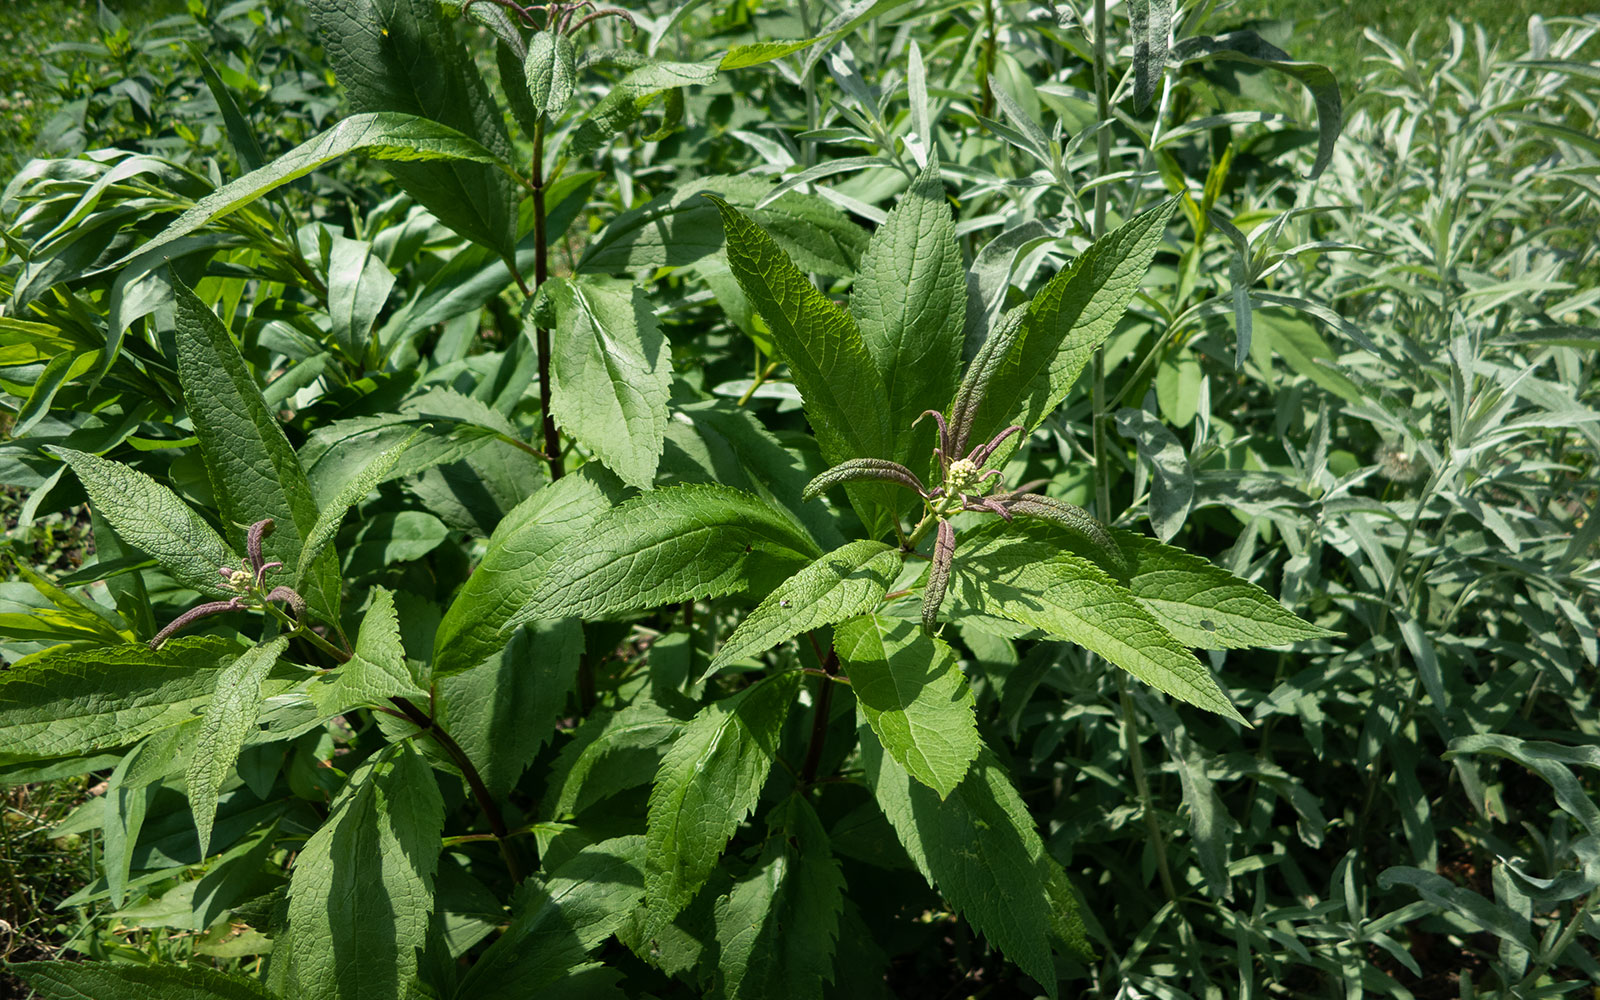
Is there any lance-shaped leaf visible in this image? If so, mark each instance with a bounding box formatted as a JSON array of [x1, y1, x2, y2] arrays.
[[0, 637, 238, 759], [545, 275, 671, 489], [951, 521, 1246, 722], [860, 734, 1089, 997], [709, 540, 901, 677], [542, 702, 683, 820], [174, 281, 342, 628], [713, 797, 844, 1000], [433, 467, 624, 677], [309, 0, 519, 257], [295, 432, 419, 588], [801, 458, 925, 502], [523, 29, 577, 119], [308, 588, 427, 716], [53, 447, 240, 598], [510, 484, 821, 626], [187, 637, 289, 858], [963, 199, 1179, 453], [11, 961, 280, 1000], [110, 113, 514, 272], [1130, 0, 1175, 109], [1114, 529, 1339, 650], [276, 742, 443, 1000], [1114, 406, 1194, 542], [923, 519, 956, 633], [1169, 31, 1343, 178], [645, 671, 801, 932], [850, 158, 965, 465], [710, 195, 899, 536], [454, 836, 646, 998], [836, 615, 979, 799]]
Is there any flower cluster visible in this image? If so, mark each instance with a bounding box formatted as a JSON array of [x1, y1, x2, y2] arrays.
[[149, 518, 307, 648]]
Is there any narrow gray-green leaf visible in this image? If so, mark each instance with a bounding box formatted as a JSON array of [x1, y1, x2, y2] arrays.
[[174, 281, 340, 626], [309, 588, 427, 716], [849, 158, 965, 465], [511, 484, 821, 625], [709, 540, 899, 677], [187, 636, 289, 858], [1114, 407, 1194, 542], [0, 637, 238, 759], [835, 615, 979, 799], [951, 521, 1246, 722], [1130, 0, 1174, 110], [1115, 529, 1338, 649], [54, 447, 239, 599], [645, 671, 801, 931], [278, 742, 443, 1000], [546, 275, 671, 489], [861, 736, 1086, 996]]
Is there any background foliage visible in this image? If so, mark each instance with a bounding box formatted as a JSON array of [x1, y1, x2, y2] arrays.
[[0, 0, 1596, 997]]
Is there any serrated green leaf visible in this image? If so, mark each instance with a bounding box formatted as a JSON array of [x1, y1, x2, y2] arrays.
[[524, 30, 577, 119], [952, 521, 1246, 722], [967, 199, 1179, 450], [835, 615, 979, 799], [645, 671, 801, 931], [113, 113, 513, 272], [850, 158, 964, 466], [10, 960, 279, 1000], [295, 433, 419, 588], [709, 540, 899, 677], [454, 836, 646, 999], [860, 734, 1086, 997], [54, 447, 240, 599], [1115, 529, 1338, 649], [174, 281, 341, 628], [277, 741, 443, 1000], [546, 275, 671, 489], [510, 484, 821, 625], [308, 589, 426, 717], [433, 467, 624, 677], [542, 701, 683, 819], [309, 0, 519, 256], [0, 637, 238, 759], [187, 636, 289, 859], [713, 797, 844, 1000]]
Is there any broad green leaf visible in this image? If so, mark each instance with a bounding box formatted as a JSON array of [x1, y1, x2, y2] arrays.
[[0, 637, 238, 759], [10, 961, 278, 1000], [436, 618, 584, 798], [54, 447, 240, 599], [523, 29, 577, 119], [709, 540, 899, 676], [542, 701, 683, 819], [1115, 529, 1338, 649], [112, 113, 512, 272], [309, 0, 519, 256], [645, 671, 801, 931], [1170, 31, 1343, 178], [850, 158, 965, 466], [713, 797, 844, 1000], [454, 836, 646, 998], [951, 521, 1246, 722], [295, 433, 419, 588], [174, 281, 341, 627], [546, 275, 671, 489], [308, 589, 427, 717], [277, 742, 443, 1000], [710, 197, 890, 464], [433, 467, 624, 677], [510, 484, 821, 625], [187, 637, 289, 858], [835, 615, 979, 799], [967, 198, 1179, 450], [861, 734, 1088, 996]]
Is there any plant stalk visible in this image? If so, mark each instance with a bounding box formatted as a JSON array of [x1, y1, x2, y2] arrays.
[[531, 117, 564, 481], [799, 646, 840, 786], [1118, 676, 1177, 901]]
